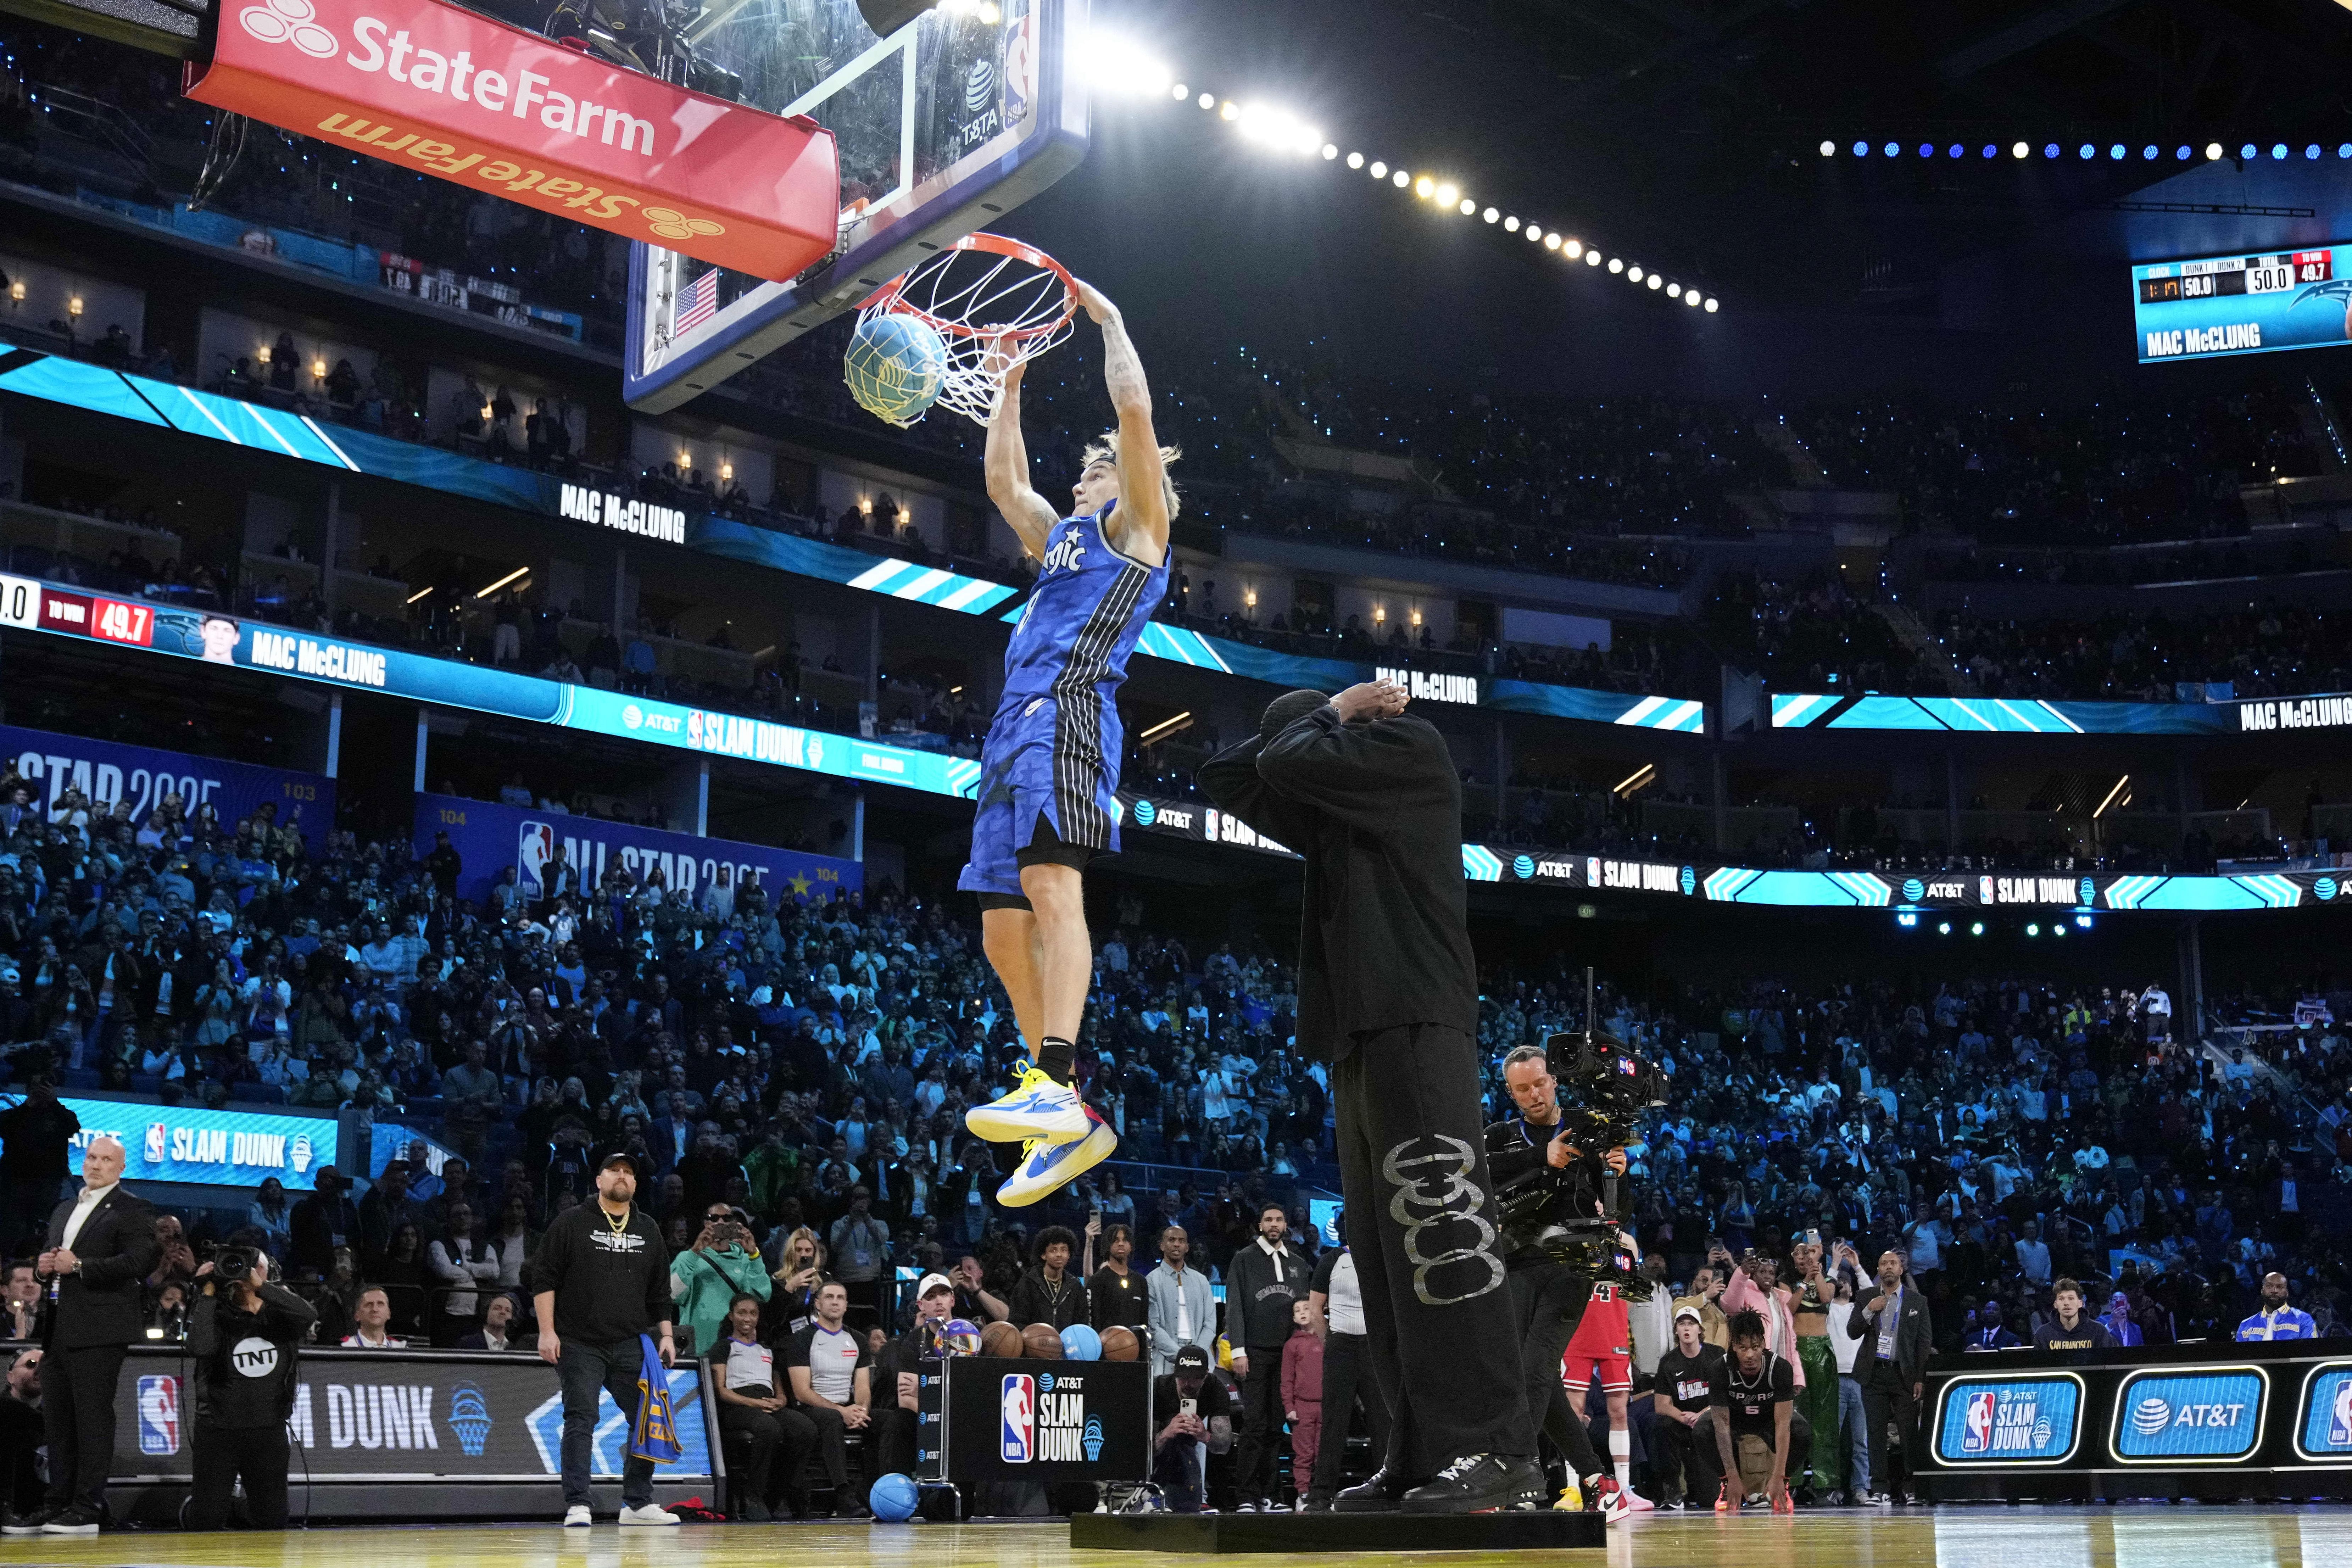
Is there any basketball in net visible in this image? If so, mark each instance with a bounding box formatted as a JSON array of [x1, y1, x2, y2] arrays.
[[846, 233, 1078, 428]]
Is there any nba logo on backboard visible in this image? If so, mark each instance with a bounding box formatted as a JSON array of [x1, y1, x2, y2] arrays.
[[137, 1374, 181, 1455], [2331, 1378, 2352, 1446], [518, 822, 555, 897], [1000, 1373, 1035, 1463], [1962, 1391, 1996, 1453]]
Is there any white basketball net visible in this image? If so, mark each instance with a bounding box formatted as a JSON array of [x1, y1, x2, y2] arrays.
[[856, 235, 1077, 427]]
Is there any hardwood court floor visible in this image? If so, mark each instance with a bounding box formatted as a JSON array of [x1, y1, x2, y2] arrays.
[[5, 1508, 2352, 1568]]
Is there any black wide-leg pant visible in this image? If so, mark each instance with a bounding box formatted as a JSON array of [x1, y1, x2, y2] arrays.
[[1332, 1023, 1534, 1479]]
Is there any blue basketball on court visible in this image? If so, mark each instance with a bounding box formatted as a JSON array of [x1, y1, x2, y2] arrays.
[[869, 1472, 921, 1522], [1060, 1323, 1103, 1361], [844, 312, 949, 427]]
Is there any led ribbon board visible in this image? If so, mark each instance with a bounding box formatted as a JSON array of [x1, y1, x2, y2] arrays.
[[1773, 691, 2352, 736]]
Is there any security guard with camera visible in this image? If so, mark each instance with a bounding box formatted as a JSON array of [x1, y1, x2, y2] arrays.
[[187, 1246, 316, 1529]]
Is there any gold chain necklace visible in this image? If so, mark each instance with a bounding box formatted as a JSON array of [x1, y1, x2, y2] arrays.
[[603, 1203, 630, 1235]]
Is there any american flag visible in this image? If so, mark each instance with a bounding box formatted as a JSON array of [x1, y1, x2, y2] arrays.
[[676, 268, 720, 334]]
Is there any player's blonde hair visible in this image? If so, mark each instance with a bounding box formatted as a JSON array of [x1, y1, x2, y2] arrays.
[[1080, 431, 1182, 521]]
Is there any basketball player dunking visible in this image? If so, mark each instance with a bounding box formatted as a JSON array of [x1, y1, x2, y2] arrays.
[[959, 280, 1176, 1205]]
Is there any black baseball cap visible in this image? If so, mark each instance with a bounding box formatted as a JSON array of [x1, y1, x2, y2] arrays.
[[599, 1152, 641, 1174], [1173, 1345, 1211, 1375]]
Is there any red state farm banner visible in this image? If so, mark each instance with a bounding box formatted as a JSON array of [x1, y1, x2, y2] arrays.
[[185, 0, 838, 281]]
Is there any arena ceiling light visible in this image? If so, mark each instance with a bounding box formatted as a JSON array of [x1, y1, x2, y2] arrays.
[[1132, 52, 1724, 311]]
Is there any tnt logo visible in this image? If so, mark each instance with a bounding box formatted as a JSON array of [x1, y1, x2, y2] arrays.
[[2331, 1379, 2352, 1447], [518, 821, 556, 897], [1962, 1391, 1996, 1453], [138, 1374, 182, 1455], [239, 0, 336, 56], [1001, 1373, 1035, 1463], [144, 1122, 167, 1164]]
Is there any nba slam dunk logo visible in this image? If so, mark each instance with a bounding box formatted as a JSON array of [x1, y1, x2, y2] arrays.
[[1937, 1377, 2080, 1464], [1000, 1371, 1094, 1462]]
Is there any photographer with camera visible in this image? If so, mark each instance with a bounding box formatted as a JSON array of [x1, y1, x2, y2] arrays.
[[1486, 1042, 1619, 1519], [186, 1247, 315, 1530], [1484, 1026, 1665, 1522]]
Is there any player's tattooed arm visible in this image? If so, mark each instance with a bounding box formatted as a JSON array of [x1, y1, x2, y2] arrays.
[[983, 340, 1059, 559], [1076, 279, 1170, 564]]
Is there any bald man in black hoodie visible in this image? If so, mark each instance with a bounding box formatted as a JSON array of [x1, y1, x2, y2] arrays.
[[1199, 681, 1538, 1514]]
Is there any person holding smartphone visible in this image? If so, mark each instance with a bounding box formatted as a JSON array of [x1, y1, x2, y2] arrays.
[[1151, 1345, 1232, 1513]]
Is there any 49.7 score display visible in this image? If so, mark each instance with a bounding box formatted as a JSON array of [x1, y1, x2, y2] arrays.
[[0, 573, 157, 647]]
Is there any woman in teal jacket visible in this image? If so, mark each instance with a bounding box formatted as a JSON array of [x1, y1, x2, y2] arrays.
[[673, 1212, 773, 1355]]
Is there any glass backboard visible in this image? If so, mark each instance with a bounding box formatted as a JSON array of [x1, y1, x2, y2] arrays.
[[623, 0, 1087, 413]]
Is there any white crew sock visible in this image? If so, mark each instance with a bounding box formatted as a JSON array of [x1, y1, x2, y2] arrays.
[[1610, 1428, 1632, 1491]]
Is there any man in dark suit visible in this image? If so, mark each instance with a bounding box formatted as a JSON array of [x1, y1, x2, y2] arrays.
[[288, 1166, 358, 1278], [4, 1136, 158, 1535], [1844, 1247, 1932, 1506]]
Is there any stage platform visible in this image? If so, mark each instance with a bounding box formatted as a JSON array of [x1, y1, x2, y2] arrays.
[[15, 1508, 2352, 1566], [1071, 1509, 1605, 1552]]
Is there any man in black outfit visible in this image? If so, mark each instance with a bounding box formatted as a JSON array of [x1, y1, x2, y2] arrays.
[[1650, 1305, 1726, 1508], [1150, 1345, 1233, 1513], [870, 1273, 955, 1478], [1845, 1248, 1931, 1506], [1005, 1227, 1089, 1330], [526, 1152, 678, 1528], [1200, 681, 1539, 1514], [1227, 1201, 1311, 1511], [288, 1166, 358, 1278], [0, 1081, 79, 1257], [1702, 1308, 1807, 1512], [5, 1135, 156, 1536], [1484, 1043, 1617, 1512], [186, 1253, 317, 1529]]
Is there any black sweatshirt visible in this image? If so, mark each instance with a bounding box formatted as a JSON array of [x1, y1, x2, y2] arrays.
[[523, 1202, 673, 1343], [190, 1282, 317, 1429], [1197, 707, 1477, 1058]]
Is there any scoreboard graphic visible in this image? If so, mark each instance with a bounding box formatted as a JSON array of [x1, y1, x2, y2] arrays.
[[2133, 244, 2352, 363]]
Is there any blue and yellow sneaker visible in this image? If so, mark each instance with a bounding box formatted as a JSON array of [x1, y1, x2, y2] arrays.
[[997, 1107, 1119, 1207], [965, 1064, 1091, 1145]]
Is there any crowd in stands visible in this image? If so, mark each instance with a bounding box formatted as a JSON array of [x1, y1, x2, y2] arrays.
[[1705, 568, 1922, 693], [1930, 603, 2352, 703], [1785, 386, 2326, 547]]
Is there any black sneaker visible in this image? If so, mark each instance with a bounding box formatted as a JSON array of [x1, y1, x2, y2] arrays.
[[1, 1507, 54, 1537], [1334, 1466, 1415, 1514], [40, 1505, 101, 1536], [1399, 1454, 1545, 1515], [1298, 1493, 1335, 1514]]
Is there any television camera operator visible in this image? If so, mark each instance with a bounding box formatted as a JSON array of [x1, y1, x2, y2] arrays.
[[1484, 1027, 1665, 1520], [186, 1246, 316, 1530]]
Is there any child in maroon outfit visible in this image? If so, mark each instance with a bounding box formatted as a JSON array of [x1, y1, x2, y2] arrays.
[[1279, 1297, 1324, 1506]]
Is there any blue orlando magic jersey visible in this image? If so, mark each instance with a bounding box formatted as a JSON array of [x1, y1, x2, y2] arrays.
[[997, 500, 1167, 720], [953, 499, 1167, 867]]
